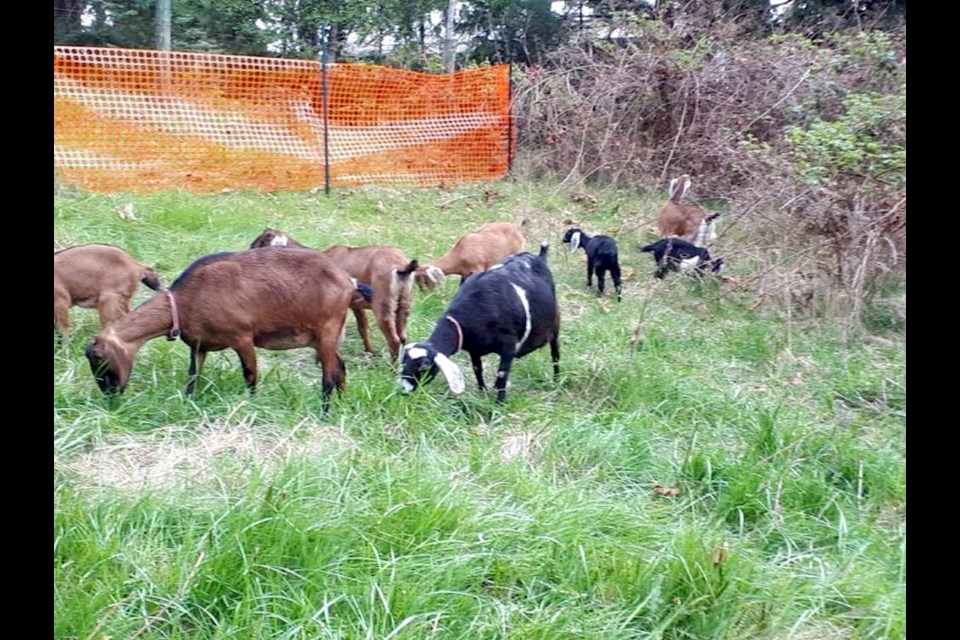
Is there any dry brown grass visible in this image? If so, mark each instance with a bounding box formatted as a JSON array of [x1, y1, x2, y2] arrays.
[[58, 418, 356, 493]]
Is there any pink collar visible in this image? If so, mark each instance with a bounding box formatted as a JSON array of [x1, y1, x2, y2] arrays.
[[445, 315, 463, 352], [165, 290, 181, 340]]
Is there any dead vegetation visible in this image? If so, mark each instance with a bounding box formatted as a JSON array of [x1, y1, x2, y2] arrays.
[[57, 419, 356, 493], [513, 26, 906, 329]]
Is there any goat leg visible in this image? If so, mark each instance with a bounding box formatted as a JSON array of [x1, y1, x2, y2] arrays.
[[611, 264, 623, 302], [596, 268, 606, 297], [97, 292, 131, 330], [494, 353, 516, 404], [352, 307, 375, 355], [470, 352, 486, 390], [550, 338, 560, 380], [54, 288, 71, 339], [376, 311, 402, 362], [316, 327, 347, 414], [586, 257, 594, 289], [234, 342, 258, 394], [186, 347, 207, 396]]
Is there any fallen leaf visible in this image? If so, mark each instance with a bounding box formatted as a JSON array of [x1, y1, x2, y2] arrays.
[[653, 484, 680, 498], [712, 542, 730, 566], [600, 300, 611, 313], [630, 326, 644, 346], [571, 192, 597, 205], [483, 190, 502, 203], [114, 203, 137, 221], [622, 267, 637, 281], [749, 296, 764, 310], [786, 373, 804, 385]]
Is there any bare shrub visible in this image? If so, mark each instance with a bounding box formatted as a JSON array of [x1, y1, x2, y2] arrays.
[[513, 24, 905, 329]]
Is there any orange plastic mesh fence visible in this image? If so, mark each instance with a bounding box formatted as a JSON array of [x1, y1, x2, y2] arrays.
[[54, 47, 513, 193]]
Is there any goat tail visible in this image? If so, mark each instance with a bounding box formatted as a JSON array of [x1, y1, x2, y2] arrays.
[[140, 266, 162, 291], [352, 278, 375, 304], [396, 259, 419, 277], [640, 242, 657, 253], [390, 260, 418, 298], [538, 241, 550, 260], [519, 218, 530, 232], [705, 212, 721, 223]]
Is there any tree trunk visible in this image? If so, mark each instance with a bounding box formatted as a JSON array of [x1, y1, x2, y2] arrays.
[[442, 0, 457, 73]]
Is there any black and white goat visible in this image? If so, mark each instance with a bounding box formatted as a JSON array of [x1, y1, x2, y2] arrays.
[[398, 243, 560, 404], [561, 227, 622, 301], [641, 237, 724, 279]]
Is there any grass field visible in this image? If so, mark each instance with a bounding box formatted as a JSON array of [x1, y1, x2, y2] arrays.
[[54, 180, 906, 639]]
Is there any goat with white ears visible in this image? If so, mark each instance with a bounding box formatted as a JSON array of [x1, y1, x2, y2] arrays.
[[561, 227, 623, 301], [657, 174, 720, 248], [398, 242, 560, 404], [641, 237, 725, 279]]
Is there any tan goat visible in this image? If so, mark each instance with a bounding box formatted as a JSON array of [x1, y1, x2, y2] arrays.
[[415, 221, 527, 290], [54, 243, 161, 337], [249, 229, 418, 360], [85, 247, 371, 413], [656, 175, 719, 247]]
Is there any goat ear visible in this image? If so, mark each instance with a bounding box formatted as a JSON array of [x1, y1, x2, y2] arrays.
[[669, 176, 691, 201], [433, 353, 465, 394], [426, 265, 446, 287], [570, 231, 581, 252]]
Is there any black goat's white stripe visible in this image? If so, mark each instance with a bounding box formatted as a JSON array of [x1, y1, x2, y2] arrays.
[[511, 283, 532, 351]]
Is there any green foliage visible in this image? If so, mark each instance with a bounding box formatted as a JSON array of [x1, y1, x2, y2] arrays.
[[787, 90, 906, 187]]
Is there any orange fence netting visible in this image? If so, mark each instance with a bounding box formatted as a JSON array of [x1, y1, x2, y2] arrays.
[[54, 47, 513, 193]]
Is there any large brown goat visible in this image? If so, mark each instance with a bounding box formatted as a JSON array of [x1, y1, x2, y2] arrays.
[[415, 221, 526, 290], [250, 228, 418, 360], [656, 175, 718, 246], [84, 247, 370, 413], [54, 243, 161, 337]]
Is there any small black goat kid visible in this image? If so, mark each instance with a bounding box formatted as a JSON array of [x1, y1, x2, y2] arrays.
[[562, 227, 622, 301], [641, 237, 724, 279], [398, 243, 560, 404]]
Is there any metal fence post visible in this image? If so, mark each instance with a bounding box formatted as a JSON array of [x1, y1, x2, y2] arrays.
[[321, 23, 331, 196]]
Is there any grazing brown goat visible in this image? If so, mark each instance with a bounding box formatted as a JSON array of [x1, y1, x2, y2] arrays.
[[656, 175, 719, 247], [84, 247, 371, 413], [54, 244, 161, 337], [249, 228, 418, 360], [415, 221, 526, 290]]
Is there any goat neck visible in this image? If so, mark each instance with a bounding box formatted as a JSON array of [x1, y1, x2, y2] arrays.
[[106, 292, 180, 349], [426, 314, 464, 356]]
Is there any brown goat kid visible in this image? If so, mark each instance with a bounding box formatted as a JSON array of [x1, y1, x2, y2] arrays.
[[250, 229, 418, 360], [85, 247, 370, 413], [656, 175, 718, 246], [54, 244, 161, 337], [415, 221, 526, 290]]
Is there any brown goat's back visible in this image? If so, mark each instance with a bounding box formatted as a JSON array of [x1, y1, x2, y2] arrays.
[[322, 244, 418, 359], [657, 202, 708, 241], [54, 243, 159, 333], [448, 222, 526, 271], [169, 248, 354, 351]]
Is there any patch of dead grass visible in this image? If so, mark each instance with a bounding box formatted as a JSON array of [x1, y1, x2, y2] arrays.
[[58, 418, 356, 493]]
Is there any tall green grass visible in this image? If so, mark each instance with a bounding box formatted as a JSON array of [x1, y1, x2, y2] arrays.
[[54, 181, 905, 639]]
